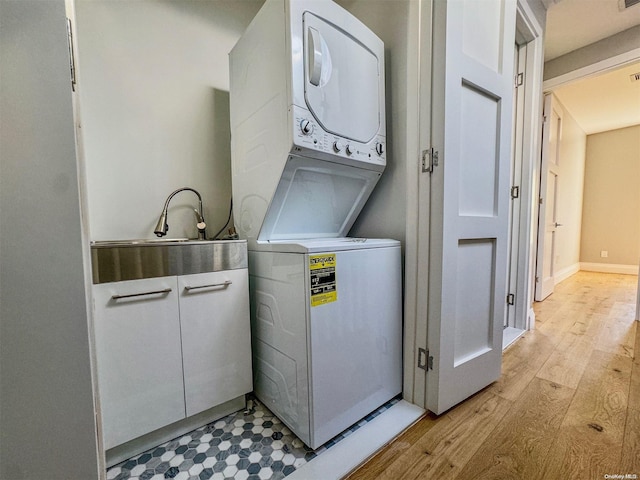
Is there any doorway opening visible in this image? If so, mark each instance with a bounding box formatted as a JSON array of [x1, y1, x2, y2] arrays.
[[534, 59, 640, 316]]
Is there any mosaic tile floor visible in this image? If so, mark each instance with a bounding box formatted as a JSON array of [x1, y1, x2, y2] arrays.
[[107, 395, 399, 480]]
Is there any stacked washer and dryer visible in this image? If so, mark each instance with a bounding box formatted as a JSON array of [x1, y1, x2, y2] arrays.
[[229, 0, 401, 449]]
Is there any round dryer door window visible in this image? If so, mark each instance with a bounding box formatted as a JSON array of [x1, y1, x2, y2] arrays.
[[303, 12, 381, 144]]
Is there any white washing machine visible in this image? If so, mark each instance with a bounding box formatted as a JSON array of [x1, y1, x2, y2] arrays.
[[249, 239, 401, 449], [229, 0, 401, 448]]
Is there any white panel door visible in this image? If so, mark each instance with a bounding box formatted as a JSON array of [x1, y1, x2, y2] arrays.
[[535, 94, 562, 301], [427, 0, 516, 414]]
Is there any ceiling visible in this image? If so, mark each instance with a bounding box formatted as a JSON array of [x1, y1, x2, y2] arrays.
[[544, 0, 640, 61], [544, 0, 640, 134], [552, 61, 640, 134]]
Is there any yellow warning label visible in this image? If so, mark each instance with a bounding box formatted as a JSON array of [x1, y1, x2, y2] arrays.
[[309, 253, 337, 307]]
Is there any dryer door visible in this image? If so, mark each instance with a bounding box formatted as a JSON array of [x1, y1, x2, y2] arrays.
[[303, 12, 381, 144]]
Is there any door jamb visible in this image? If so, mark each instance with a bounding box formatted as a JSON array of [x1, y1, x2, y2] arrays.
[[512, 0, 545, 331], [403, 0, 431, 407]]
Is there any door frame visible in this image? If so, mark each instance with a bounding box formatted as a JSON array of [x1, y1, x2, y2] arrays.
[[506, 40, 527, 332], [507, 18, 545, 333], [403, 0, 545, 409], [402, 0, 432, 407], [510, 2, 545, 332]]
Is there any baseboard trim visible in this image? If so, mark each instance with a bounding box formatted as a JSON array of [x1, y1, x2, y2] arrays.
[[580, 262, 639, 275], [554, 263, 580, 285]]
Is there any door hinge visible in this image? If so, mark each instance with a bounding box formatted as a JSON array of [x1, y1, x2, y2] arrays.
[[539, 197, 543, 205], [507, 293, 515, 305], [418, 347, 433, 371], [535, 276, 540, 283], [515, 72, 524, 87], [511, 185, 520, 199], [421, 148, 439, 174], [66, 18, 77, 92]]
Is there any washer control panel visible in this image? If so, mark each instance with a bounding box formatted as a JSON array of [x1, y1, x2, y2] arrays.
[[291, 106, 385, 167]]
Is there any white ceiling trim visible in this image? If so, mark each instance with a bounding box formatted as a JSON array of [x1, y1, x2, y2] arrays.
[[543, 47, 640, 91]]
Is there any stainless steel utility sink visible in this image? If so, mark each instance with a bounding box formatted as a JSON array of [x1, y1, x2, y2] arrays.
[[90, 239, 247, 284]]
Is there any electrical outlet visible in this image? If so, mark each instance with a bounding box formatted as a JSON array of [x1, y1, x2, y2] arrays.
[[601, 250, 608, 258]]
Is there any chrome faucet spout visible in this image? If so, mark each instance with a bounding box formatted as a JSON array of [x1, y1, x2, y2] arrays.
[[154, 187, 207, 240]]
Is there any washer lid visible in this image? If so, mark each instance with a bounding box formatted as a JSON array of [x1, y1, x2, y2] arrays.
[[257, 155, 381, 242], [256, 237, 400, 253], [303, 12, 381, 144]]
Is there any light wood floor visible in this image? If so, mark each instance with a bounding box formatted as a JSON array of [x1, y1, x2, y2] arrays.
[[346, 271, 640, 480]]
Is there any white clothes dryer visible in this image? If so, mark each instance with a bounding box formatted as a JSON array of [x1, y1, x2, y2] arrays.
[[230, 0, 387, 248]]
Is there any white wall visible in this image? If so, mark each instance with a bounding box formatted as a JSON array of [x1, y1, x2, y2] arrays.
[[0, 1, 100, 478], [74, 0, 263, 241], [336, 0, 411, 244], [552, 95, 587, 278]]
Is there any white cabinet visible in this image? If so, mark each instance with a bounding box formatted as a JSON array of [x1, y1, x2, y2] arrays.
[[93, 268, 252, 450], [179, 270, 252, 417], [93, 276, 185, 449]]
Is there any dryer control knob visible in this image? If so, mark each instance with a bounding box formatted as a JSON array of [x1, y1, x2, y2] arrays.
[[346, 144, 355, 155], [333, 140, 344, 153], [300, 119, 313, 135], [376, 142, 385, 156]]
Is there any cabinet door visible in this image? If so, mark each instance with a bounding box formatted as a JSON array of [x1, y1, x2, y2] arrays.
[[93, 277, 185, 449], [179, 270, 252, 417]]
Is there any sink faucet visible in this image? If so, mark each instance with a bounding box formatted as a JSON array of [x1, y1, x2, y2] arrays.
[[154, 187, 207, 240]]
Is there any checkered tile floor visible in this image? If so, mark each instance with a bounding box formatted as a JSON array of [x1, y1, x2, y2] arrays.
[[107, 396, 399, 480]]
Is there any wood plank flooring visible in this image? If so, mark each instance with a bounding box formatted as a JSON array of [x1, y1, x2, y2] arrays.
[[346, 271, 640, 480]]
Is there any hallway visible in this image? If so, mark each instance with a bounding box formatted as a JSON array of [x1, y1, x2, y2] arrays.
[[347, 271, 640, 479]]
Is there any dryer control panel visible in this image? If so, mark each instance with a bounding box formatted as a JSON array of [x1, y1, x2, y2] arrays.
[[291, 106, 385, 168]]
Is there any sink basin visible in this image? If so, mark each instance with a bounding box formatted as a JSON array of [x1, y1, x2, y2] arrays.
[[90, 238, 247, 284]]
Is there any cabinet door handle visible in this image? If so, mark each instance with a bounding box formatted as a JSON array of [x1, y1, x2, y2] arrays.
[[184, 280, 232, 291], [111, 288, 172, 300]]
